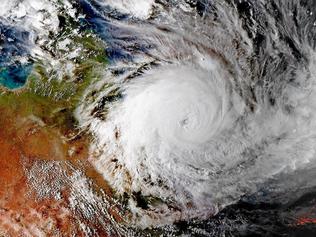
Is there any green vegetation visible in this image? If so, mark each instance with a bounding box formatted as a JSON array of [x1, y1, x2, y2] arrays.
[[0, 9, 109, 133]]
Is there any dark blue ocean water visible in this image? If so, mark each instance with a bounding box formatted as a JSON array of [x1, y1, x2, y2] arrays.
[[78, 0, 151, 62], [0, 23, 33, 89], [0, 63, 33, 89]]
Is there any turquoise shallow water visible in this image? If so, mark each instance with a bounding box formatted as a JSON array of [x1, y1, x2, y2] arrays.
[[0, 64, 33, 89], [0, 22, 32, 90]]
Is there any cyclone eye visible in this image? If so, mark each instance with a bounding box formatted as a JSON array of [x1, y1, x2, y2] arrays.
[[180, 117, 189, 127]]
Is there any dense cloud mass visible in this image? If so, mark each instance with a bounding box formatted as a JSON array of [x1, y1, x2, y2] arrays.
[[75, 0, 316, 227], [1, 0, 316, 234]]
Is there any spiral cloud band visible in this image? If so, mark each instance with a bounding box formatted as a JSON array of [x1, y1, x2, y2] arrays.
[[112, 64, 242, 207], [75, 0, 316, 228]]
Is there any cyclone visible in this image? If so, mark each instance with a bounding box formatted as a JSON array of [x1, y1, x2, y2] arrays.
[[103, 63, 243, 220], [74, 0, 316, 229], [2, 0, 316, 235]]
